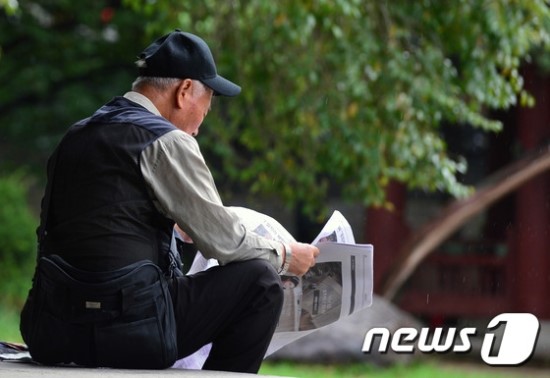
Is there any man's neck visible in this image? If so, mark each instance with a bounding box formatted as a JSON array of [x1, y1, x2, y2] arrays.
[[123, 90, 162, 116]]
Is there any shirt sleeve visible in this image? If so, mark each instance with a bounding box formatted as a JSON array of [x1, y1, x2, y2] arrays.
[[140, 129, 284, 270]]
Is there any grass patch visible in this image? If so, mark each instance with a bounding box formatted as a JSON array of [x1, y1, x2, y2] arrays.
[[259, 360, 531, 378], [0, 305, 23, 343]]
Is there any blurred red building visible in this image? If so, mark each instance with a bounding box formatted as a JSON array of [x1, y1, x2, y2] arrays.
[[367, 64, 550, 322]]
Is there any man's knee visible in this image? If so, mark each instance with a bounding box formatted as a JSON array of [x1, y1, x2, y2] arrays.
[[247, 259, 283, 287], [244, 259, 284, 311]]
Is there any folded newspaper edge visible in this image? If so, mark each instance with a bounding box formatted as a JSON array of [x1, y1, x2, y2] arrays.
[[0, 342, 32, 362], [174, 207, 373, 369]]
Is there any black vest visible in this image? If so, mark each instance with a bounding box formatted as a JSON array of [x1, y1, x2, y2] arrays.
[[40, 97, 176, 273]]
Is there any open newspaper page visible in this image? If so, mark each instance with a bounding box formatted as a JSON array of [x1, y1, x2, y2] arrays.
[[228, 207, 373, 355], [173, 207, 373, 368], [266, 210, 373, 355], [311, 209, 356, 245]]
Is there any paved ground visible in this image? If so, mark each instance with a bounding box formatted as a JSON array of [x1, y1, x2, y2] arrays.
[[0, 362, 283, 377]]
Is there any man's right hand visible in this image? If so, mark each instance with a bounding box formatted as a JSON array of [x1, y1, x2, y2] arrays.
[[286, 242, 320, 277]]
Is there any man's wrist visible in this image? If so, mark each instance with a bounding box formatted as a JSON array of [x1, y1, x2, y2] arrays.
[[278, 243, 292, 275]]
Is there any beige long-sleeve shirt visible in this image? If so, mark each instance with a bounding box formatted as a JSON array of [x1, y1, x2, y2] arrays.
[[124, 91, 284, 270]]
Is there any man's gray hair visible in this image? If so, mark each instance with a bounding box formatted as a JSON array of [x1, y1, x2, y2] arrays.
[[131, 76, 182, 91]]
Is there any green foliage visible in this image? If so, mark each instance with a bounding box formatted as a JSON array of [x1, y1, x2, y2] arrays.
[[2, 1, 550, 217], [0, 173, 37, 308], [123, 0, 550, 216], [0, 0, 18, 15], [0, 1, 144, 166]]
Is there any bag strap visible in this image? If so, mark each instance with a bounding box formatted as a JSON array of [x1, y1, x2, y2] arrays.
[[37, 146, 61, 259]]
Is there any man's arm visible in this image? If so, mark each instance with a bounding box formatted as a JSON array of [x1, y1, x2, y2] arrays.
[[141, 130, 286, 269], [141, 129, 318, 275]]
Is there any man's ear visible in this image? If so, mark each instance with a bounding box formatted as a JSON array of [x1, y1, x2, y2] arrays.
[[175, 79, 193, 109]]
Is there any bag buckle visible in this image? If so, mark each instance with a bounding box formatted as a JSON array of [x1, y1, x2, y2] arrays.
[[85, 301, 102, 310]]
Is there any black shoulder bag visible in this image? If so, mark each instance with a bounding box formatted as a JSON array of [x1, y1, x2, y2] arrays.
[[20, 146, 178, 369]]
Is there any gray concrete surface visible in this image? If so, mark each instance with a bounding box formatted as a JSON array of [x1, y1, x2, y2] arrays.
[[0, 362, 285, 377]]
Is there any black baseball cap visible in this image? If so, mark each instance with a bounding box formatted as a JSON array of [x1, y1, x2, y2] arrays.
[[136, 30, 241, 97]]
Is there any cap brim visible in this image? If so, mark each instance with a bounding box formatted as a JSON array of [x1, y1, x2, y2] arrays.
[[202, 75, 241, 97]]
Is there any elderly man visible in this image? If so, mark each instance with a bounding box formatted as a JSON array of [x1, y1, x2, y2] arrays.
[[20, 30, 319, 373]]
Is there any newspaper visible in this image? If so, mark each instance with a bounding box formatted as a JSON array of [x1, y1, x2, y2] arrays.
[[0, 342, 31, 362], [173, 207, 373, 368]]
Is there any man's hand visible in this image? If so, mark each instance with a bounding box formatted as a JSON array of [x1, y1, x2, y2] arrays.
[[286, 242, 320, 277], [175, 224, 193, 243]]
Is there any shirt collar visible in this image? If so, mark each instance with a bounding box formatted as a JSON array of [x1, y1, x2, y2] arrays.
[[123, 91, 161, 116]]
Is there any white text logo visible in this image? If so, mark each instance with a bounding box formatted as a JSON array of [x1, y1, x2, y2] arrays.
[[362, 313, 540, 366]]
